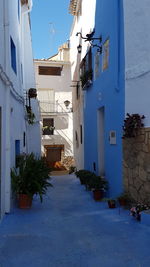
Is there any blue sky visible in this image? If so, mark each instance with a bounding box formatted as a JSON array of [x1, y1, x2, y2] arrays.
[[31, 0, 73, 59]]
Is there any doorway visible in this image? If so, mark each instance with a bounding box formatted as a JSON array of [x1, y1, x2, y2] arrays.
[[44, 145, 66, 170], [97, 107, 105, 176]]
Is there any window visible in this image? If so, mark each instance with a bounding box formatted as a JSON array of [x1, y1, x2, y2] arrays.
[[80, 48, 93, 89], [39, 66, 62, 76], [18, 0, 20, 22], [15, 140, 20, 167], [43, 118, 54, 135], [10, 37, 17, 74], [21, 63, 23, 83], [102, 39, 109, 71], [80, 125, 82, 144], [76, 82, 80, 99], [23, 132, 26, 147], [75, 130, 79, 148]]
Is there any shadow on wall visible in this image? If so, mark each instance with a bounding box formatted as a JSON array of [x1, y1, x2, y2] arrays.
[[55, 115, 69, 130]]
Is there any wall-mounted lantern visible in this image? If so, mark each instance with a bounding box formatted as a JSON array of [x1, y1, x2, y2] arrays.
[[76, 29, 102, 54], [64, 100, 70, 109], [77, 44, 82, 53]]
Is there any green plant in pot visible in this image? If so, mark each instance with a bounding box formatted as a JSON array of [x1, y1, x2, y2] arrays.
[[26, 106, 35, 125], [75, 169, 96, 190], [88, 176, 108, 201], [80, 69, 93, 88], [11, 153, 53, 209], [117, 192, 131, 207]]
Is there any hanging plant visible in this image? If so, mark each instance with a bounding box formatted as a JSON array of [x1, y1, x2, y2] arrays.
[[26, 106, 35, 125], [122, 113, 145, 138], [80, 69, 93, 88], [28, 88, 37, 98]]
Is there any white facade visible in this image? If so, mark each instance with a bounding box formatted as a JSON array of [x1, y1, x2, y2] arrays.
[[69, 0, 96, 170], [34, 44, 73, 169], [124, 0, 150, 126], [0, 0, 40, 219]]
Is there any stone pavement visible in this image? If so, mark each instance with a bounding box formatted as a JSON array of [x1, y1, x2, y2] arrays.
[[0, 174, 150, 267]]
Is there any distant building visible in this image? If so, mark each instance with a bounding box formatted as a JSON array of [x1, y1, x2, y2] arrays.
[[0, 0, 41, 219], [34, 43, 74, 171]]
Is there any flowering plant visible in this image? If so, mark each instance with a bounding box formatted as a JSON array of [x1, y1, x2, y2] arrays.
[[122, 113, 145, 138], [130, 204, 150, 221]]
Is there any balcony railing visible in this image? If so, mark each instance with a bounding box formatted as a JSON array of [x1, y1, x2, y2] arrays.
[[39, 101, 72, 114]]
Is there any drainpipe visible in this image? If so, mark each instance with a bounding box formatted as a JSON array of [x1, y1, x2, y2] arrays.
[[4, 0, 11, 213]]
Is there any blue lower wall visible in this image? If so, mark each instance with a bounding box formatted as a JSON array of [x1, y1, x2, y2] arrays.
[[84, 0, 125, 197]]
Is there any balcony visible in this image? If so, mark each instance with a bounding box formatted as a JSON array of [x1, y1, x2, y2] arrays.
[[39, 101, 72, 115]]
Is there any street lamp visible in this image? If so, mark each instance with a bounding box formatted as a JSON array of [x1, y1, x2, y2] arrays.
[[77, 44, 82, 53], [64, 100, 70, 109]]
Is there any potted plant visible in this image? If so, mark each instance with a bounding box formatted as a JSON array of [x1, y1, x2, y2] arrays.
[[11, 153, 53, 209], [75, 169, 95, 188], [26, 105, 35, 124], [122, 113, 145, 138], [88, 176, 108, 201], [117, 192, 131, 206], [80, 69, 93, 88], [69, 166, 77, 174], [107, 199, 116, 208], [130, 203, 150, 222], [28, 88, 37, 98]]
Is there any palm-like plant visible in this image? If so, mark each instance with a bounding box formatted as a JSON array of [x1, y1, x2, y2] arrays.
[[11, 153, 53, 202]]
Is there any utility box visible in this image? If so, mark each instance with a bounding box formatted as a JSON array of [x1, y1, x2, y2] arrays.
[[109, 131, 116, 145]]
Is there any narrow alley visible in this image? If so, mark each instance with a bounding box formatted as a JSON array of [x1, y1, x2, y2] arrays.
[[0, 174, 150, 267]]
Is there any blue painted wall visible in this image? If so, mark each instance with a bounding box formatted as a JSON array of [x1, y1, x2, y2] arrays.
[[84, 0, 125, 197]]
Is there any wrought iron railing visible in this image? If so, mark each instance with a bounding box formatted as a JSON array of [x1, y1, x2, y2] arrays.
[[39, 101, 72, 114]]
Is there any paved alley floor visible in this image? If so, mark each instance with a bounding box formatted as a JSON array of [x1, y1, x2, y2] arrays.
[[0, 174, 150, 267]]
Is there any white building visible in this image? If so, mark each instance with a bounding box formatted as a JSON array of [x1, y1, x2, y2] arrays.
[[0, 0, 41, 219], [69, 0, 96, 170], [34, 43, 74, 170], [124, 0, 150, 122], [123, 0, 150, 202]]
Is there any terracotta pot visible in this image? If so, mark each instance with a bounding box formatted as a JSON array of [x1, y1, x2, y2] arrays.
[[108, 200, 116, 208], [18, 194, 32, 209], [118, 198, 127, 206], [93, 190, 103, 201]]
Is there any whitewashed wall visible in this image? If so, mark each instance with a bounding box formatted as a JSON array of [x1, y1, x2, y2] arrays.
[[124, 0, 150, 126], [21, 11, 41, 156], [0, 0, 40, 219], [69, 0, 96, 170]]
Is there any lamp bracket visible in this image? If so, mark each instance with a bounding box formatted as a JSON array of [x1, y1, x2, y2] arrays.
[[76, 29, 102, 43]]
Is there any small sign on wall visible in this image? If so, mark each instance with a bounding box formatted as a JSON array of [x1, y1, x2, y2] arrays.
[[109, 131, 116, 145]]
